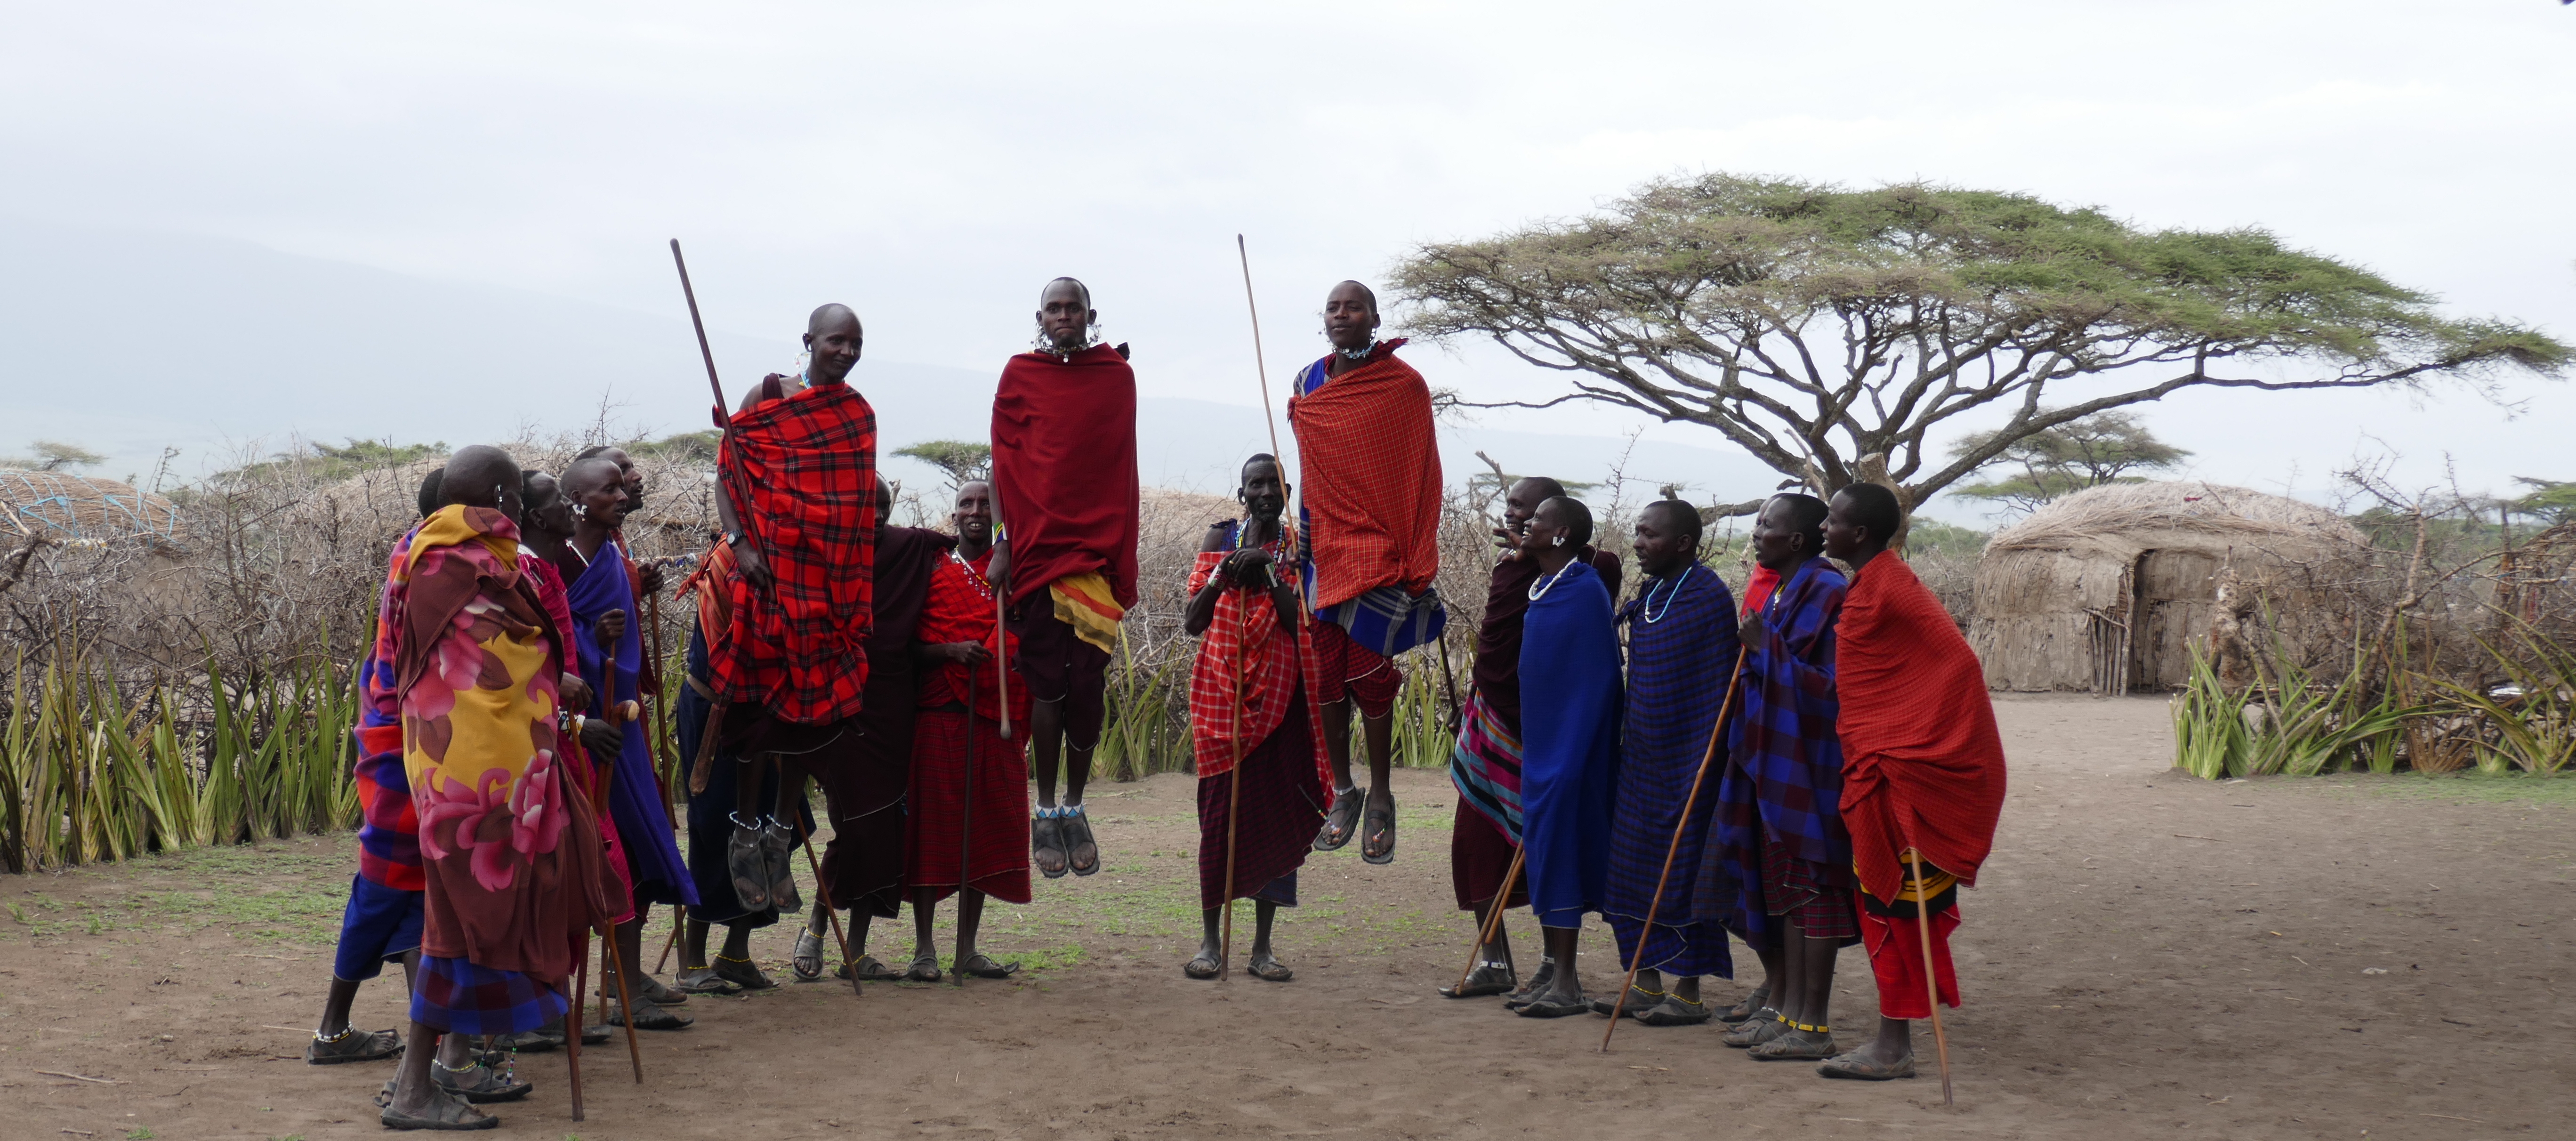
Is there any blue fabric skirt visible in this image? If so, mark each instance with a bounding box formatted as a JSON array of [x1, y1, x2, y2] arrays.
[[330, 875, 423, 982], [409, 956, 566, 1035]]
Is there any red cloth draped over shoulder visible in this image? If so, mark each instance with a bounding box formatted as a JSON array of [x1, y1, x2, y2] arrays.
[[1287, 340, 1442, 609], [711, 382, 877, 724], [915, 548, 1031, 727], [991, 344, 1139, 607], [1836, 554, 2008, 904]]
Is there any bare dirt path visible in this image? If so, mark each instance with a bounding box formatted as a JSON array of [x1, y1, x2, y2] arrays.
[[1, 694, 2568, 1139]]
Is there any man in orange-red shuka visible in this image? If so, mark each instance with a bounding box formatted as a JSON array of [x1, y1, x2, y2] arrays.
[[1287, 281, 1444, 865], [991, 277, 1139, 883], [1817, 482, 2007, 1082]]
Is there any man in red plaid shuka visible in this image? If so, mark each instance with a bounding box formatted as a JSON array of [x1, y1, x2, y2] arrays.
[[1178, 455, 1329, 982], [1287, 281, 1445, 867], [705, 304, 877, 917]]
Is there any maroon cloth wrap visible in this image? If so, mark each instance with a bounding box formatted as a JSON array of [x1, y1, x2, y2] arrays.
[[990, 345, 1139, 607], [802, 526, 950, 918]]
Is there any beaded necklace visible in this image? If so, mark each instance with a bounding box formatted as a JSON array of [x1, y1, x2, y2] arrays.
[[1527, 556, 1580, 602], [1640, 564, 1695, 624], [950, 547, 997, 600]]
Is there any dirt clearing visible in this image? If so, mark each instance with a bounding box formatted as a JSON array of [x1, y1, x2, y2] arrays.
[[2, 694, 2568, 1139]]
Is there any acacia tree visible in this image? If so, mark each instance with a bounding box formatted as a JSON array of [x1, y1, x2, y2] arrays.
[[1950, 410, 2190, 514], [1393, 175, 2567, 521]]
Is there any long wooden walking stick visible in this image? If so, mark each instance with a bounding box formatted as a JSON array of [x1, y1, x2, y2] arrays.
[[589, 703, 647, 1083], [1602, 641, 1754, 1052], [655, 909, 684, 975], [1910, 846, 1956, 1106], [567, 933, 587, 1122], [1216, 631, 1250, 981], [670, 238, 742, 798], [788, 778, 865, 997], [1450, 844, 1525, 994], [954, 665, 978, 984], [646, 591, 680, 830]]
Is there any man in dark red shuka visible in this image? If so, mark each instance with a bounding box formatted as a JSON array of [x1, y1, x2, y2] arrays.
[[991, 277, 1138, 883], [704, 304, 877, 922], [1816, 482, 2007, 1082], [1288, 280, 1446, 867]]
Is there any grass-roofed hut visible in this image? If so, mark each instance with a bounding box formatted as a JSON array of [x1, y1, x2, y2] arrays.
[[1968, 481, 2364, 694]]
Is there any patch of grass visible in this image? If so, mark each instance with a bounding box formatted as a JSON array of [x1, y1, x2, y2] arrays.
[[2310, 771, 2576, 806], [11, 838, 349, 944]]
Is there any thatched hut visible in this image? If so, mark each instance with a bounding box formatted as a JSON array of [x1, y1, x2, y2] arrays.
[[1, 470, 187, 553], [1968, 481, 2365, 693]]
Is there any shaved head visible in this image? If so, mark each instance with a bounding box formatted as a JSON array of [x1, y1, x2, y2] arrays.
[[1040, 277, 1092, 309], [561, 455, 621, 498], [1330, 280, 1379, 314], [439, 445, 522, 519], [808, 303, 860, 337], [1537, 495, 1594, 547], [1511, 475, 1567, 502]]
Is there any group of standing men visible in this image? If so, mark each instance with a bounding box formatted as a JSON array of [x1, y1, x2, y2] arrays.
[[311, 272, 2008, 1130]]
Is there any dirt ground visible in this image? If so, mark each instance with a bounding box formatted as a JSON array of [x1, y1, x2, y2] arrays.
[[1, 693, 2569, 1140]]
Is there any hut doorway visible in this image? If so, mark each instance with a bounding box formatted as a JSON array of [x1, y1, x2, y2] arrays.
[[2128, 548, 2221, 691]]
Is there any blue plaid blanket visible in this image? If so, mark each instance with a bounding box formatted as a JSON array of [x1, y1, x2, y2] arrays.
[[1694, 556, 1847, 948]]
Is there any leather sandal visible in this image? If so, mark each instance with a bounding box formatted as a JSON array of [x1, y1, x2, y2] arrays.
[[1586, 983, 1666, 1018], [306, 1025, 402, 1065], [1722, 1010, 1788, 1048], [904, 952, 944, 982], [1313, 785, 1362, 851], [1441, 960, 1517, 999], [761, 818, 802, 913], [1060, 803, 1100, 876], [789, 929, 827, 982], [958, 953, 1021, 979], [1718, 984, 1772, 1024], [378, 1089, 497, 1131], [1032, 810, 1069, 880], [1636, 996, 1715, 1027], [726, 817, 770, 912], [432, 1059, 533, 1104], [1360, 790, 1397, 865]]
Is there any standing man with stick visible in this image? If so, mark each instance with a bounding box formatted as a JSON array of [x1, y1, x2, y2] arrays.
[[902, 479, 1033, 980], [1440, 476, 1622, 1001], [1697, 492, 1855, 1061], [1180, 454, 1327, 980], [1816, 483, 2006, 1093], [1287, 281, 1445, 865], [1597, 500, 1742, 1026], [378, 446, 615, 1131], [991, 277, 1139, 882]]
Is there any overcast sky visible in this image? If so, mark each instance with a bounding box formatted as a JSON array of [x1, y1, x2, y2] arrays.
[[5, 1, 2571, 520]]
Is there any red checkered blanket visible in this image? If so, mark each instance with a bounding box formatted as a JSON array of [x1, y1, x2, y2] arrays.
[[1185, 550, 1328, 793], [1287, 340, 1442, 610], [710, 382, 877, 724]]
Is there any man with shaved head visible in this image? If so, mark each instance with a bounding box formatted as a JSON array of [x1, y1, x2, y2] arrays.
[[1441, 474, 1622, 1001], [1697, 491, 1854, 1062], [558, 455, 699, 1029], [1287, 280, 1445, 867], [376, 445, 614, 1129], [991, 277, 1138, 881], [696, 302, 880, 952], [1599, 499, 1742, 1026]]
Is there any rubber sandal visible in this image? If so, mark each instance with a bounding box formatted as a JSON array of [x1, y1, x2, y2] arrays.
[[1061, 804, 1100, 876], [432, 1060, 533, 1104], [1183, 955, 1222, 980], [1722, 1010, 1787, 1048], [1359, 790, 1397, 865], [1312, 785, 1362, 851], [1501, 958, 1557, 1011], [306, 1025, 402, 1065], [834, 954, 906, 982], [1718, 984, 1772, 1025], [579, 1022, 611, 1045], [1441, 961, 1517, 999], [1750, 1028, 1839, 1061], [1248, 954, 1294, 982], [762, 819, 803, 913], [1635, 996, 1715, 1027], [958, 953, 1021, 979], [1586, 983, 1665, 1018], [789, 929, 826, 982], [727, 819, 771, 912], [636, 975, 689, 1005], [378, 1089, 497, 1131], [1818, 1051, 1918, 1080], [675, 967, 742, 996], [904, 953, 943, 983], [1515, 996, 1590, 1019], [1032, 811, 1069, 880], [712, 952, 776, 991], [606, 1000, 694, 1031]]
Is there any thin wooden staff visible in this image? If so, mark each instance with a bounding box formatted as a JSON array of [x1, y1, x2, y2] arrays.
[[671, 238, 741, 798], [992, 525, 1011, 740], [1227, 234, 1305, 981], [567, 932, 587, 1122], [954, 661, 978, 984], [1216, 611, 1250, 981], [1909, 845, 1956, 1106], [1602, 640, 1753, 1052], [788, 775, 865, 997], [646, 590, 679, 831], [655, 911, 683, 977], [1449, 844, 1525, 995], [590, 701, 647, 1083]]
